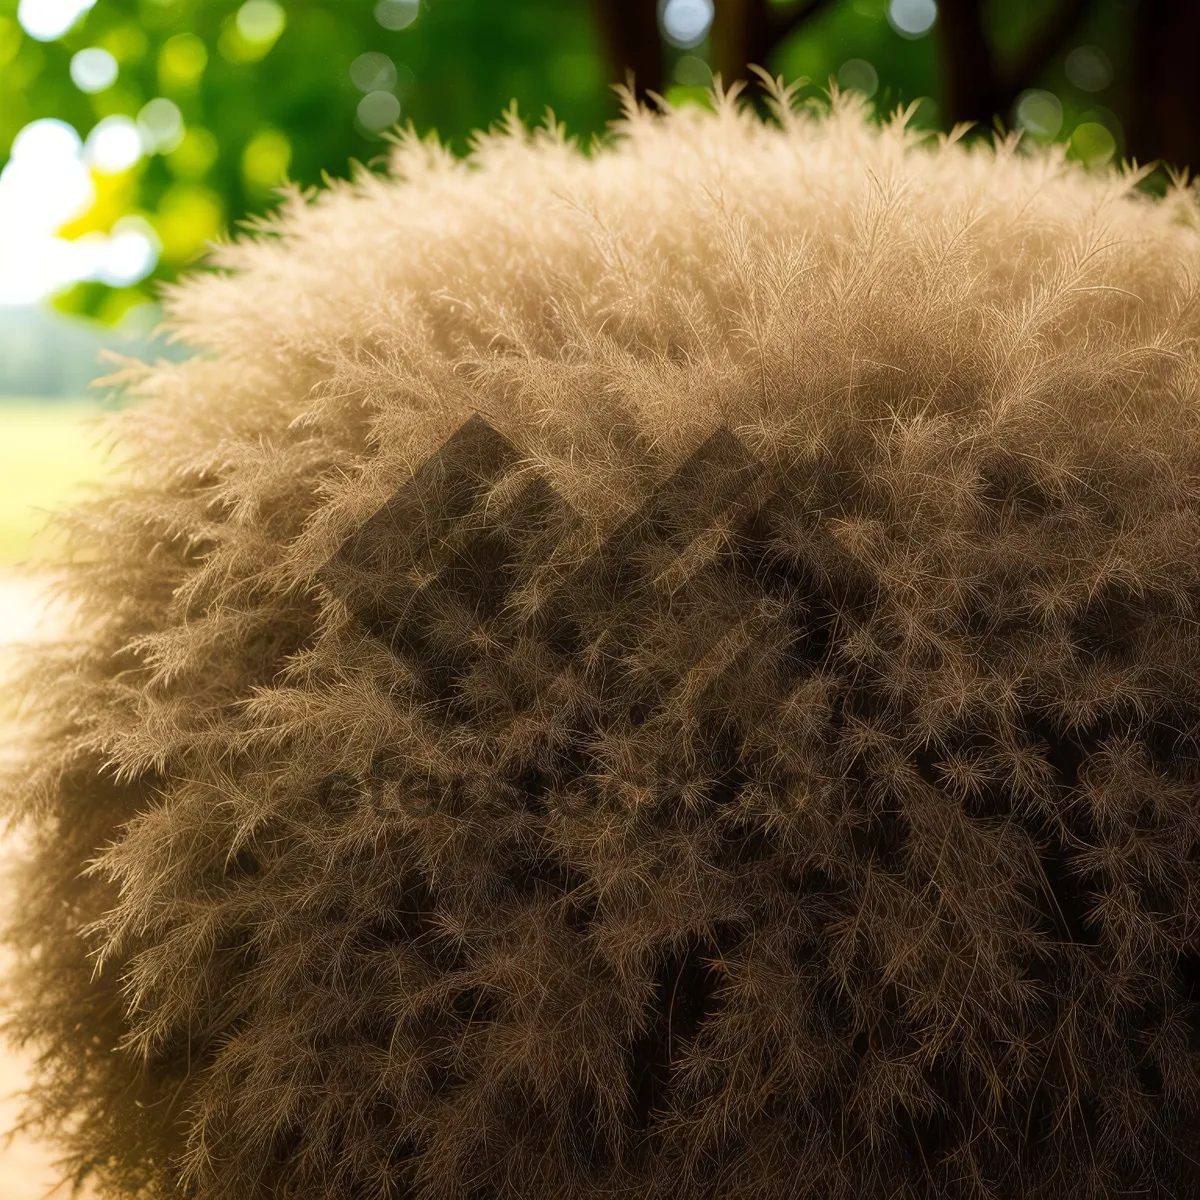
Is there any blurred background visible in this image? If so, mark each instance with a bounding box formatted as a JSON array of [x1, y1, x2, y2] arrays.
[[0, 0, 1197, 1192]]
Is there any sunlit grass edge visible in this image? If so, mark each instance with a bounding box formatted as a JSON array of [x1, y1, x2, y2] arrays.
[[0, 401, 114, 565]]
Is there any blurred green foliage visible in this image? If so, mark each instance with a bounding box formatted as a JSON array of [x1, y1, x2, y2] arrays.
[[0, 0, 611, 323], [0, 0, 1139, 325]]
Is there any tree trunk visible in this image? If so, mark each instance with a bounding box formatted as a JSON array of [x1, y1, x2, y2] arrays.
[[937, 0, 1005, 127], [1126, 0, 1200, 172], [712, 0, 763, 88], [938, 0, 1095, 133], [591, 0, 666, 105]]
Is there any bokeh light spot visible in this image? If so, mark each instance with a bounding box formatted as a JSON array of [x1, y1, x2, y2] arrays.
[[16, 0, 95, 42], [236, 0, 285, 44], [96, 215, 159, 286], [673, 54, 711, 87], [10, 116, 82, 163], [99, 23, 147, 64], [154, 182, 223, 265], [912, 95, 941, 127], [1015, 89, 1063, 139], [166, 127, 218, 179], [375, 0, 418, 31], [661, 0, 714, 49], [350, 51, 397, 93], [3, 120, 94, 230], [69, 46, 118, 94], [137, 97, 184, 154], [85, 115, 143, 174], [241, 128, 291, 189], [887, 0, 937, 39], [357, 90, 401, 132], [1065, 45, 1112, 93], [221, 2, 284, 64], [1070, 121, 1116, 166], [159, 32, 207, 91], [0, 119, 96, 304], [837, 58, 878, 99]]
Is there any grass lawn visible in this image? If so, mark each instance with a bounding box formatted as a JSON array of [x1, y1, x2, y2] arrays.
[[0, 402, 115, 565]]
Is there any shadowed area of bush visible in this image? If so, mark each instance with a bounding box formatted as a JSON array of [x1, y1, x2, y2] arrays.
[[4, 81, 1200, 1199]]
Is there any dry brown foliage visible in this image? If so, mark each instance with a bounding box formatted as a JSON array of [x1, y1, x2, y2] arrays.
[[5, 79, 1200, 1198]]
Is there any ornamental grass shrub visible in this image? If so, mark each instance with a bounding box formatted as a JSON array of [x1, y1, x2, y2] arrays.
[[6, 77, 1200, 1200]]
